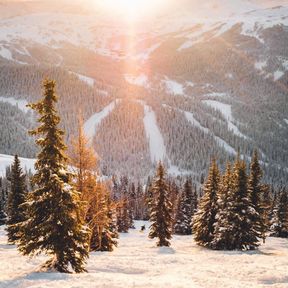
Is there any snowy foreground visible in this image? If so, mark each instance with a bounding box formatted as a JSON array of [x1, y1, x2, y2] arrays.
[[0, 222, 288, 288]]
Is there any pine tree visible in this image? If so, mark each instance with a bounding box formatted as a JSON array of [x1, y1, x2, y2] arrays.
[[248, 150, 266, 242], [228, 157, 259, 250], [117, 200, 131, 233], [212, 162, 234, 250], [193, 159, 220, 248], [17, 80, 90, 273], [0, 178, 7, 225], [169, 179, 180, 233], [149, 162, 173, 247], [261, 184, 272, 241], [271, 188, 288, 238], [99, 197, 119, 251], [144, 176, 153, 220], [116, 176, 133, 232], [6, 155, 27, 243], [174, 178, 193, 235], [0, 197, 6, 226]]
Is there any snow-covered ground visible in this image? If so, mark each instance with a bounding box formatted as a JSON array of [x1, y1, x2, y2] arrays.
[[0, 154, 35, 176], [0, 221, 288, 288]]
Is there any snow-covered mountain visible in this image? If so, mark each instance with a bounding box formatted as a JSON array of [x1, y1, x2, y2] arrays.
[[0, 0, 287, 183]]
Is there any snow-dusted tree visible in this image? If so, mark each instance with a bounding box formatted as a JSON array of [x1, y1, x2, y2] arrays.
[[248, 150, 266, 242], [260, 184, 272, 241], [229, 157, 259, 250], [193, 159, 220, 247], [174, 178, 193, 235], [0, 182, 7, 226], [144, 176, 153, 220], [117, 200, 131, 233], [6, 155, 27, 243], [17, 80, 90, 273], [0, 177, 8, 225], [169, 179, 180, 233], [99, 196, 119, 251], [117, 176, 134, 232], [149, 162, 173, 247], [271, 188, 288, 238], [212, 162, 234, 250]]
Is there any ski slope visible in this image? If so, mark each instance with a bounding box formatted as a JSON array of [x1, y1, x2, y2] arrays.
[[0, 221, 288, 288], [0, 96, 29, 113], [84, 100, 120, 144], [142, 103, 167, 163], [203, 100, 248, 139]]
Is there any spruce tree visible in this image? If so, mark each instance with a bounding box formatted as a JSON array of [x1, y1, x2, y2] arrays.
[[6, 155, 27, 243], [271, 188, 288, 238], [0, 197, 6, 226], [228, 157, 259, 250], [261, 184, 272, 241], [193, 159, 220, 248], [212, 162, 234, 250], [174, 179, 193, 235], [17, 80, 90, 273], [144, 176, 153, 220], [117, 176, 133, 232], [99, 197, 119, 251], [117, 201, 131, 233], [0, 178, 7, 225], [248, 150, 266, 242], [149, 162, 173, 247]]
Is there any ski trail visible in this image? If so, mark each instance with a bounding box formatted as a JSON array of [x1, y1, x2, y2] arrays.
[[84, 100, 120, 143]]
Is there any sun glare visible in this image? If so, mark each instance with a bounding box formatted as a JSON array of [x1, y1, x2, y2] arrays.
[[95, 0, 167, 21]]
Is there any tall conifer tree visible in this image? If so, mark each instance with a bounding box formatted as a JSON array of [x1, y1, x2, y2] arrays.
[[6, 155, 27, 243], [248, 150, 266, 241], [149, 162, 173, 247], [193, 159, 220, 247], [212, 162, 234, 250], [174, 178, 193, 235], [17, 80, 90, 273], [271, 188, 288, 238], [229, 157, 259, 250]]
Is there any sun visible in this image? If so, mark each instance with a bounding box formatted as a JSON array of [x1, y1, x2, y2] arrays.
[[95, 0, 167, 21]]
